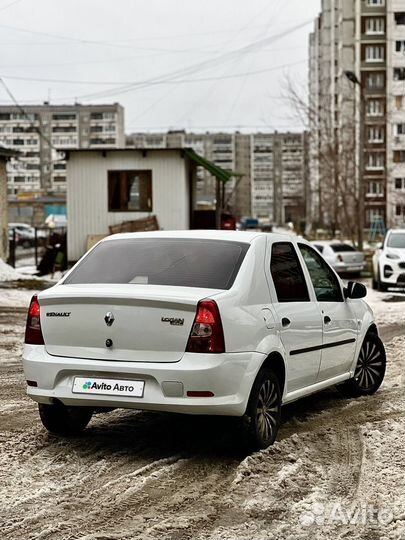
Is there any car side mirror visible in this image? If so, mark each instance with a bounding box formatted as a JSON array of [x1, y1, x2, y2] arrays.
[[344, 281, 367, 299]]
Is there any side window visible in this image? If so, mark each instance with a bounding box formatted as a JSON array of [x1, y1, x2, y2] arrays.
[[270, 242, 310, 302], [298, 244, 343, 302]]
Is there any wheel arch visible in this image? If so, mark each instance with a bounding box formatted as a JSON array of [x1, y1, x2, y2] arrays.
[[259, 351, 286, 398], [367, 323, 378, 336]]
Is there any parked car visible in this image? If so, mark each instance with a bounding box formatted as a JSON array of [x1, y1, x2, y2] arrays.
[[239, 217, 261, 231], [8, 223, 36, 248], [22, 231, 385, 449], [8, 222, 48, 248], [312, 241, 365, 276], [372, 229, 405, 291]]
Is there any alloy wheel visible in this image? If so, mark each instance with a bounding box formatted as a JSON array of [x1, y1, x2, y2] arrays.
[[256, 379, 279, 442], [354, 339, 385, 390]]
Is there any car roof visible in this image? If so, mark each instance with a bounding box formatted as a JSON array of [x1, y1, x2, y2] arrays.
[[103, 230, 301, 245], [311, 240, 350, 245], [387, 229, 405, 234]]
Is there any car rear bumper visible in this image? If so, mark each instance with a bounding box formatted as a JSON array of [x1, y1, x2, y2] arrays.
[[332, 262, 365, 274], [22, 345, 266, 416]]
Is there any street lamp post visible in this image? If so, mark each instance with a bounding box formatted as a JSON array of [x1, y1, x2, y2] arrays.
[[344, 70, 365, 252]]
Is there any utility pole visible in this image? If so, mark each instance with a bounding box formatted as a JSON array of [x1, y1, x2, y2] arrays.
[[345, 70, 365, 251]]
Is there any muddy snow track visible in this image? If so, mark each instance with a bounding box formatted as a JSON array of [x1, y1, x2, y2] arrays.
[[0, 310, 403, 540]]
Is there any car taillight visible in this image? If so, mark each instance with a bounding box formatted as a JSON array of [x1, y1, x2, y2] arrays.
[[186, 299, 225, 354], [337, 254, 344, 262], [25, 295, 44, 345]]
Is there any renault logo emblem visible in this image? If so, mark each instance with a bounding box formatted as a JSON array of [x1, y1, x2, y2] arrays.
[[104, 312, 115, 326]]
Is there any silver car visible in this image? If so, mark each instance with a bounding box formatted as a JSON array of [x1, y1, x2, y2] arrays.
[[312, 242, 365, 276]]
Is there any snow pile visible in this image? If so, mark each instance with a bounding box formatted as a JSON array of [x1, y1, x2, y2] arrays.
[[366, 287, 405, 328], [0, 260, 30, 282], [0, 289, 36, 308]]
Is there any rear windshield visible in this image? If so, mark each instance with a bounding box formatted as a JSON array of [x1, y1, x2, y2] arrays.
[[387, 233, 405, 249], [64, 238, 249, 289], [330, 244, 355, 253]]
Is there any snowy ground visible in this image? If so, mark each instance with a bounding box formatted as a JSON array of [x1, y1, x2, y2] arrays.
[[0, 280, 403, 540]]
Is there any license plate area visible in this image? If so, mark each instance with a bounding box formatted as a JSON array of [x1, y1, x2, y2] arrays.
[[72, 377, 144, 397]]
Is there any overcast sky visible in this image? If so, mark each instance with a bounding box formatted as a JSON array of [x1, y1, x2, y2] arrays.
[[0, 0, 321, 133]]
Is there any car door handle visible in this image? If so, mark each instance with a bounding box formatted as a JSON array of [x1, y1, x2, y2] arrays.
[[324, 315, 331, 324], [281, 317, 291, 327]]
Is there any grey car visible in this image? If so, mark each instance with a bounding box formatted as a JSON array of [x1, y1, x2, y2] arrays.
[[312, 242, 365, 276]]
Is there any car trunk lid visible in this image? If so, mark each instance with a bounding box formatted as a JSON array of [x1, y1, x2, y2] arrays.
[[39, 284, 220, 362]]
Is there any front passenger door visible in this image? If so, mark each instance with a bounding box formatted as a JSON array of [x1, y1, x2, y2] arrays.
[[298, 244, 358, 381]]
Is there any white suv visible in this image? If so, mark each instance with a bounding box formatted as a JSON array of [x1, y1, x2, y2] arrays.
[[22, 231, 386, 449], [372, 229, 405, 291]]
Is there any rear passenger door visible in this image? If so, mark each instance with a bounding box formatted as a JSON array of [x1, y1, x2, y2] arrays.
[[266, 241, 323, 393]]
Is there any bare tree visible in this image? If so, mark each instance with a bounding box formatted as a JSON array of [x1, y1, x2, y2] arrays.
[[283, 76, 361, 246]]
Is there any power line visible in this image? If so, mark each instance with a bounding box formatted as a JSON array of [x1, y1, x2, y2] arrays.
[[0, 0, 24, 12], [69, 18, 313, 101], [0, 77, 60, 154], [0, 21, 280, 44], [0, 59, 306, 87]]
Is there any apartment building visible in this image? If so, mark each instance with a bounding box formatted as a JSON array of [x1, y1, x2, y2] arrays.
[[127, 130, 307, 224], [0, 103, 125, 195], [251, 132, 308, 225], [309, 0, 405, 232]]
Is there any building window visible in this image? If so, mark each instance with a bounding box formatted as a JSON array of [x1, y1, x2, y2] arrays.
[[394, 150, 405, 163], [394, 68, 405, 81], [366, 72, 384, 89], [395, 124, 405, 136], [108, 170, 152, 212], [367, 153, 385, 169], [368, 126, 384, 142], [53, 162, 66, 170], [367, 0, 384, 5], [396, 40, 405, 53], [396, 205, 405, 217], [366, 18, 385, 34], [395, 178, 405, 190], [394, 12, 405, 25], [52, 113, 76, 120], [365, 45, 385, 62], [367, 181, 384, 196], [367, 99, 383, 116]]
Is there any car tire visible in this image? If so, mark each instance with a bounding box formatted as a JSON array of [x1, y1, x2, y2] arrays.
[[246, 368, 282, 449], [377, 269, 388, 292], [371, 274, 378, 290], [38, 402, 93, 436], [337, 332, 386, 398]]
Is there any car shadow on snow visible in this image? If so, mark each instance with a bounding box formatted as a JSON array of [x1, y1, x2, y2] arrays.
[[46, 387, 351, 461]]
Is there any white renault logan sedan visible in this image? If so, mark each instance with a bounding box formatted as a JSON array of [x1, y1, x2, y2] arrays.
[[22, 231, 386, 449]]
